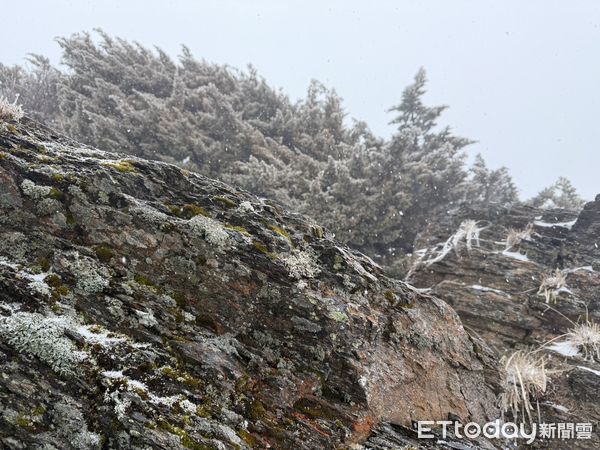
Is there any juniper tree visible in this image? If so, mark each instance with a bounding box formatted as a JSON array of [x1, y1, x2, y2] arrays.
[[529, 176, 585, 211], [0, 55, 62, 124], [359, 68, 473, 257], [468, 153, 519, 204], [0, 31, 529, 272]]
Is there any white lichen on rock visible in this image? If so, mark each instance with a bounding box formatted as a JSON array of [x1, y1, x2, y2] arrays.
[[188, 214, 229, 248], [50, 401, 102, 450], [179, 398, 198, 415], [328, 310, 349, 323], [0, 312, 87, 375], [102, 369, 198, 420], [135, 309, 158, 328], [283, 247, 321, 279], [130, 203, 170, 226], [64, 252, 111, 293], [237, 200, 255, 213], [104, 389, 132, 421], [76, 324, 128, 347], [27, 279, 51, 297], [20, 179, 52, 200]]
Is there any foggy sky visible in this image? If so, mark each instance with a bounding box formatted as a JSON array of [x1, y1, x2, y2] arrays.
[[2, 0, 599, 199]]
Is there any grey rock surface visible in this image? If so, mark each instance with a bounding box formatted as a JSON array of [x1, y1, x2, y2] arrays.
[[409, 200, 600, 448], [0, 118, 500, 449]]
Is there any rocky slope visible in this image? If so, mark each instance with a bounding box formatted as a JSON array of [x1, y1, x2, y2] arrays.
[[408, 200, 600, 448], [0, 118, 501, 449]]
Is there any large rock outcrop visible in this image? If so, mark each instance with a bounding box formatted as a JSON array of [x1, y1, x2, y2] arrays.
[[409, 200, 600, 448], [0, 119, 500, 449]]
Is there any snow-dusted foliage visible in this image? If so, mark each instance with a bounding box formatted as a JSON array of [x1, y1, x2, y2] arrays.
[[500, 350, 547, 423], [283, 247, 321, 279], [529, 177, 585, 211], [0, 312, 86, 375], [0, 96, 24, 121], [468, 153, 519, 205], [0, 31, 537, 260]]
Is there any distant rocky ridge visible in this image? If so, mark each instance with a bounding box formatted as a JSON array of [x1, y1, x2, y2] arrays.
[[0, 118, 500, 449], [409, 199, 600, 448]]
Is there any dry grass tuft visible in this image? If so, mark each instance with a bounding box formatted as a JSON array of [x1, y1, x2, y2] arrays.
[[424, 220, 484, 266], [537, 269, 567, 303], [505, 223, 533, 250], [500, 350, 548, 424], [565, 320, 600, 361]]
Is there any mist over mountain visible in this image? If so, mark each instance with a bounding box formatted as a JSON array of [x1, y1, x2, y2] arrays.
[[0, 28, 598, 450], [0, 31, 585, 276]]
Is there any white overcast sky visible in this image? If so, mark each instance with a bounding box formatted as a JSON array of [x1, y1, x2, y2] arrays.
[[2, 0, 599, 199]]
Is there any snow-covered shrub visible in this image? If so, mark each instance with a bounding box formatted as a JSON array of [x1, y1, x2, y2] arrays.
[[0, 312, 86, 375], [537, 269, 567, 303], [283, 247, 321, 279], [0, 96, 24, 121], [425, 220, 484, 266], [499, 350, 547, 423], [565, 320, 600, 361], [188, 215, 229, 248], [505, 223, 533, 250]]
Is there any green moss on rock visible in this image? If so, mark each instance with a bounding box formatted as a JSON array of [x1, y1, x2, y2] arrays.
[[94, 246, 114, 263], [103, 160, 136, 173], [268, 224, 291, 241], [224, 224, 251, 236], [134, 273, 155, 287], [214, 196, 237, 208]]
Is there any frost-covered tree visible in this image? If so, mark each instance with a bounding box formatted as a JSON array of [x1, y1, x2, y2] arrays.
[[357, 68, 473, 258], [1, 31, 532, 272], [529, 176, 585, 211], [0, 55, 62, 124], [468, 153, 519, 205]]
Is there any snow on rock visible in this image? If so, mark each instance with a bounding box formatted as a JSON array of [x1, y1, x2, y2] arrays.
[[0, 118, 503, 449], [501, 250, 530, 262], [533, 219, 577, 229], [470, 284, 511, 296], [577, 366, 600, 377], [548, 341, 580, 357], [545, 402, 570, 413]]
